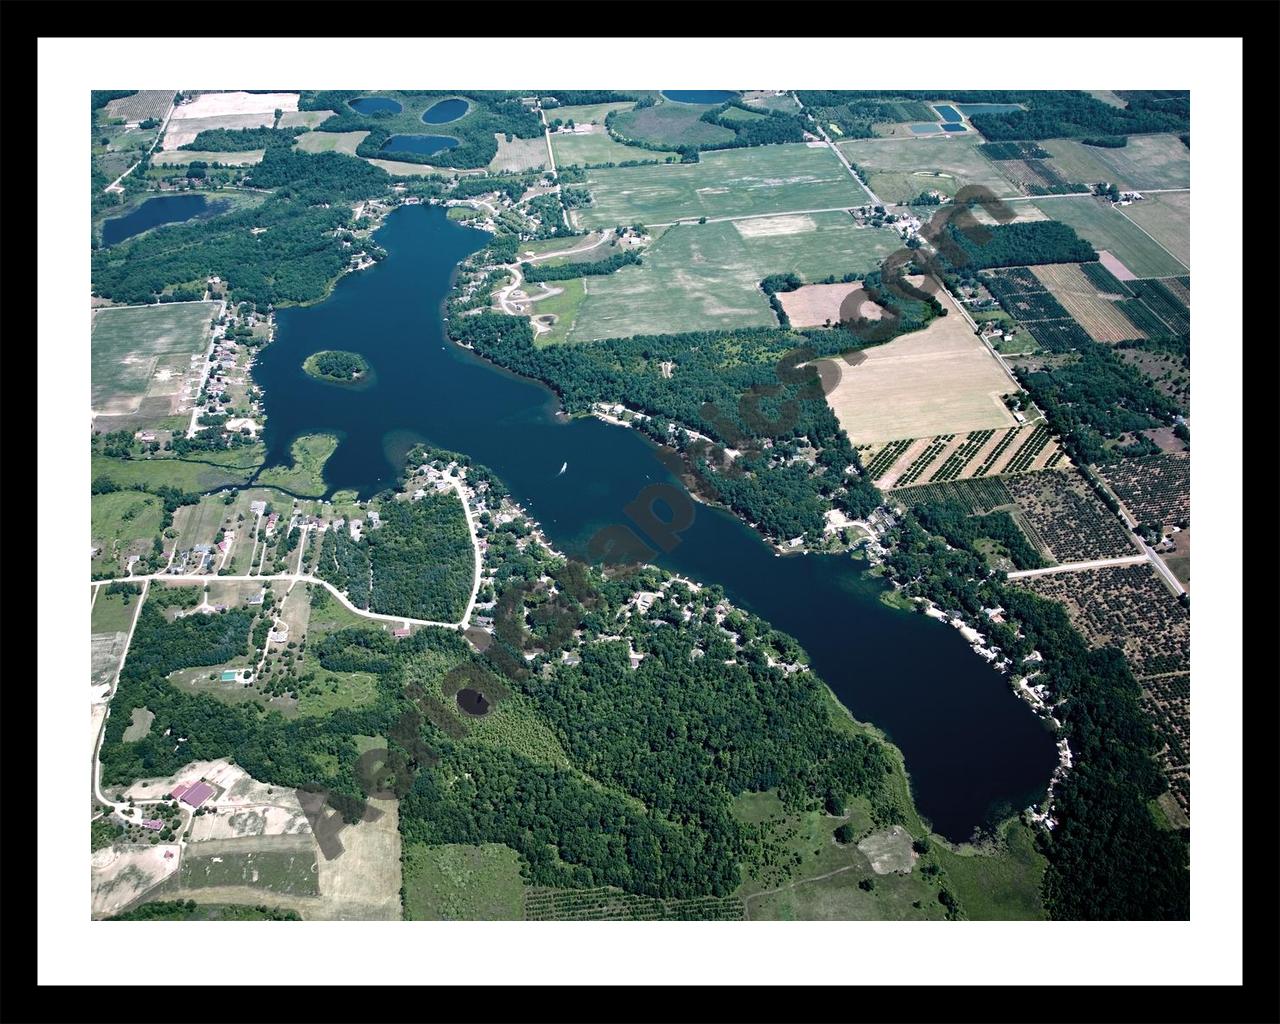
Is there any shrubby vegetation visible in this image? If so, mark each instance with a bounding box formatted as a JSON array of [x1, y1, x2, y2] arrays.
[[180, 126, 304, 151], [520, 249, 640, 283]]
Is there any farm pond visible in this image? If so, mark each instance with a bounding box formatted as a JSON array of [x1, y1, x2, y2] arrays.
[[379, 134, 460, 156], [250, 203, 1058, 842], [101, 194, 230, 246]]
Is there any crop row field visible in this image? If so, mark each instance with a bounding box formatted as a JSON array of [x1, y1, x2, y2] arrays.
[[91, 301, 220, 430], [1098, 452, 1190, 527], [573, 144, 869, 229], [1004, 468, 1137, 563], [524, 886, 745, 921], [861, 422, 1066, 490], [102, 91, 175, 123], [538, 213, 900, 344], [1037, 134, 1190, 192]]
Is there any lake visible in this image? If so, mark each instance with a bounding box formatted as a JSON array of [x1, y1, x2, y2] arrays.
[[349, 96, 403, 115], [101, 194, 229, 246], [422, 98, 469, 124], [380, 134, 460, 156], [662, 90, 738, 105], [251, 204, 1056, 840]]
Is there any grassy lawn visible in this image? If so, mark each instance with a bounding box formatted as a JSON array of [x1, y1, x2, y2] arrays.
[[91, 491, 163, 575], [837, 136, 1017, 203], [545, 100, 635, 125], [256, 433, 340, 497], [1027, 196, 1188, 277], [528, 277, 587, 346], [551, 129, 670, 168], [401, 842, 526, 920], [930, 818, 1048, 920], [575, 144, 867, 229], [565, 213, 899, 342]]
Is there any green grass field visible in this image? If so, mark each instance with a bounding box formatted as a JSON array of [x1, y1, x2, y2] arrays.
[[172, 493, 237, 551], [178, 838, 319, 896], [92, 590, 140, 633], [562, 213, 900, 342], [92, 491, 163, 574], [91, 301, 218, 418], [294, 130, 368, 156], [401, 843, 526, 920], [1027, 196, 1188, 277], [611, 101, 735, 149], [256, 433, 340, 497], [837, 136, 1017, 203], [1042, 134, 1189, 191], [1116, 191, 1190, 271], [575, 144, 867, 229], [488, 134, 549, 172], [546, 100, 635, 125], [528, 277, 587, 346], [91, 448, 265, 492], [930, 819, 1048, 920], [551, 129, 670, 168]]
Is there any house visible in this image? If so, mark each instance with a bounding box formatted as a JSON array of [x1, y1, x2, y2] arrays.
[[178, 781, 216, 809], [393, 627, 411, 638], [136, 430, 157, 443], [367, 510, 381, 528], [247, 591, 265, 605]]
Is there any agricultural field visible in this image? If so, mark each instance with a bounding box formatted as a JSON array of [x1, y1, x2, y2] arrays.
[[102, 90, 175, 123], [401, 843, 526, 920], [1029, 196, 1187, 279], [560, 214, 899, 342], [162, 91, 297, 149], [550, 127, 668, 167], [1030, 263, 1146, 343], [294, 130, 368, 156], [488, 134, 548, 172], [610, 99, 736, 149], [1117, 192, 1191, 271], [524, 887, 744, 921], [777, 281, 881, 328], [90, 301, 219, 430], [1041, 134, 1190, 191], [92, 589, 140, 635], [573, 144, 867, 229], [277, 109, 335, 129], [863, 423, 1064, 490], [836, 136, 1017, 203], [822, 286, 1019, 445], [1004, 469, 1138, 562], [91, 843, 182, 919], [741, 90, 800, 113], [1098, 452, 1190, 527], [546, 100, 636, 125]]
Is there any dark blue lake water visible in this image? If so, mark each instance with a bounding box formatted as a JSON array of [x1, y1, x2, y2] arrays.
[[422, 98, 469, 124], [662, 90, 739, 105], [101, 194, 229, 246], [349, 96, 403, 115], [380, 134, 460, 156], [251, 204, 1056, 840], [942, 124, 967, 133], [933, 104, 963, 122]]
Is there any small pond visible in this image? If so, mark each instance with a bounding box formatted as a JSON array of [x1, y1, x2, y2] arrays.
[[422, 98, 469, 124], [933, 104, 963, 122], [349, 96, 403, 115], [380, 134, 460, 156], [101, 194, 229, 246], [456, 688, 492, 716], [941, 123, 967, 133], [957, 103, 1025, 116]]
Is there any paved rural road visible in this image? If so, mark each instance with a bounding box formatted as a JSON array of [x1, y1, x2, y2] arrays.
[[1006, 554, 1149, 580]]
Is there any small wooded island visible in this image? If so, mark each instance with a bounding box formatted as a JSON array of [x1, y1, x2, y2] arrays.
[[303, 349, 369, 383]]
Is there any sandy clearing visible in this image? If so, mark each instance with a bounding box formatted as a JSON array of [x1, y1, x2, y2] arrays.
[[822, 286, 1017, 443], [857, 825, 915, 875], [187, 804, 312, 842], [162, 112, 277, 150], [170, 91, 298, 120], [1096, 249, 1137, 281], [777, 282, 883, 328], [91, 843, 182, 918]]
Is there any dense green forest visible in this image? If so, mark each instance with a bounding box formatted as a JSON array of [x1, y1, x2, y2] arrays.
[[315, 492, 473, 621], [180, 126, 305, 151], [306, 350, 368, 381], [796, 91, 1189, 142], [91, 145, 390, 306], [108, 900, 300, 921], [944, 220, 1096, 270], [882, 508, 1189, 919]]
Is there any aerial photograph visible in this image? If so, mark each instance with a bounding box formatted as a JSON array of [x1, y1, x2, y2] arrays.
[[86, 86, 1196, 925]]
